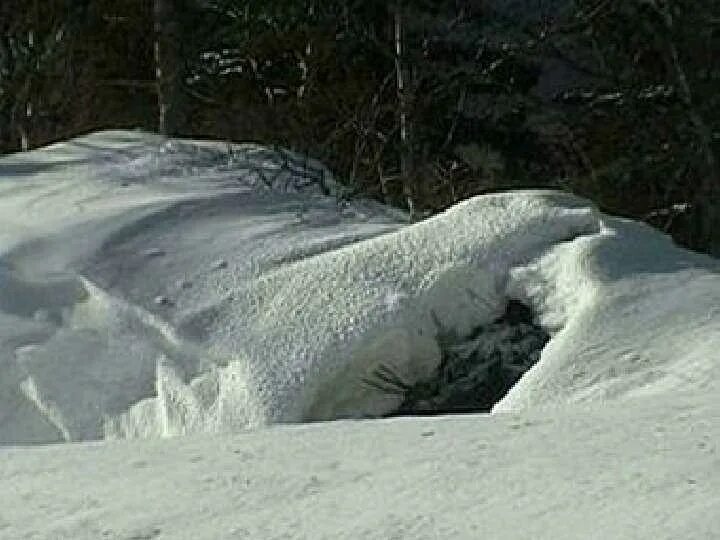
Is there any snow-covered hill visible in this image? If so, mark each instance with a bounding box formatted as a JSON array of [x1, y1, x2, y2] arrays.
[[1, 131, 718, 539]]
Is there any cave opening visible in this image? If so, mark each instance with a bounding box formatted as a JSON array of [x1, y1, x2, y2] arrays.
[[364, 299, 550, 418]]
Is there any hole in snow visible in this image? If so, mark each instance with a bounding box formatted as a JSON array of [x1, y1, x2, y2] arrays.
[[365, 299, 549, 418]]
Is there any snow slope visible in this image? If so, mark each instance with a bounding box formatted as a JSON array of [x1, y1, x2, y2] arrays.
[[2, 390, 718, 540], [0, 131, 408, 442], [0, 130, 609, 443], [501, 215, 720, 411], [1, 130, 719, 538]]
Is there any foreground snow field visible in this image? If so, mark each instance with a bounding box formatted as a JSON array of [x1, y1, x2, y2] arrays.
[[3, 390, 719, 540], [1, 131, 719, 538]]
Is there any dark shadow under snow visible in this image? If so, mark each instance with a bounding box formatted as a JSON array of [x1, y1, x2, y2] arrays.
[[367, 300, 549, 418]]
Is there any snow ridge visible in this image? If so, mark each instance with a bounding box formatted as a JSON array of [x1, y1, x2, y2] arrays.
[[3, 130, 718, 446], [110, 190, 602, 436]]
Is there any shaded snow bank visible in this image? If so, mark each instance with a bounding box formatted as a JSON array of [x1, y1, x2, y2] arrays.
[[1, 130, 718, 444]]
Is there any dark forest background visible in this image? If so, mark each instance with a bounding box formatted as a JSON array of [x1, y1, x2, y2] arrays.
[[1, 0, 718, 256]]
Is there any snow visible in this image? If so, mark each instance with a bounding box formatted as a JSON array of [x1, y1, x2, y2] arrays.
[[2, 392, 719, 539], [499, 218, 720, 409], [1, 130, 719, 538]]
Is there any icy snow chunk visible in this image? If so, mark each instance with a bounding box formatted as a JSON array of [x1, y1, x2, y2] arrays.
[[154, 295, 172, 307], [142, 248, 166, 258], [210, 259, 228, 270]]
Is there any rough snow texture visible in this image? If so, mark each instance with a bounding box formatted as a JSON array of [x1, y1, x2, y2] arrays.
[[2, 391, 719, 539], [1, 130, 719, 446], [2, 131, 720, 540]]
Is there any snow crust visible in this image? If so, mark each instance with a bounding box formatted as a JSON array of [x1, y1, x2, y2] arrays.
[[1, 130, 718, 446]]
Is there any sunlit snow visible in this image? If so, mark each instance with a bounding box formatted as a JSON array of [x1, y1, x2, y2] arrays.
[[1, 131, 718, 539]]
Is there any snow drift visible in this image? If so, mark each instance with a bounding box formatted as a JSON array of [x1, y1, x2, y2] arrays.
[[1, 130, 718, 445]]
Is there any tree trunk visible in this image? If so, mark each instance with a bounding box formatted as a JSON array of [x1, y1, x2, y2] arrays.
[[154, 0, 185, 136], [393, 0, 416, 216], [394, 1, 409, 179]]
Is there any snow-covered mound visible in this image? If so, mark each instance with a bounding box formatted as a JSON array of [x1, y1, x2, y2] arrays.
[[1, 130, 718, 445], [501, 216, 720, 411]]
